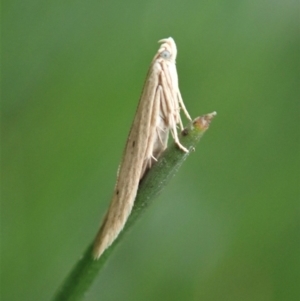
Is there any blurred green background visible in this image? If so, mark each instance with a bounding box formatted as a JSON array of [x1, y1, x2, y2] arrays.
[[2, 0, 299, 300]]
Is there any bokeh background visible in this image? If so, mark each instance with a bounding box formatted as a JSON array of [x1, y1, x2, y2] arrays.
[[2, 1, 299, 300]]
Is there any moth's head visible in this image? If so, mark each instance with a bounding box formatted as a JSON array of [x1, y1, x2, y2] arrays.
[[157, 37, 177, 62]]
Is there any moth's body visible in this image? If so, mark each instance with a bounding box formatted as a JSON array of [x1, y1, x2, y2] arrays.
[[93, 37, 191, 259]]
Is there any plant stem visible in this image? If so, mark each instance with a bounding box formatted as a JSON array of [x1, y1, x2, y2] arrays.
[[52, 112, 216, 301]]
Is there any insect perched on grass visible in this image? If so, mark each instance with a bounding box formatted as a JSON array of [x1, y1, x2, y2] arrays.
[[93, 37, 192, 259]]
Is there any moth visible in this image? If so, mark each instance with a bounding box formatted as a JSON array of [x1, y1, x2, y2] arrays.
[[93, 37, 192, 259]]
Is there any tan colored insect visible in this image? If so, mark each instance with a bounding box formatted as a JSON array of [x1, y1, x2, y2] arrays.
[[93, 37, 192, 259]]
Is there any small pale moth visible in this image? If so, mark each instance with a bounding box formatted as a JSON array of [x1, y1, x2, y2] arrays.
[[93, 37, 192, 259]]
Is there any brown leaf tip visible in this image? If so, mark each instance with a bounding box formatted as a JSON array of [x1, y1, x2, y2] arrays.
[[193, 111, 217, 130]]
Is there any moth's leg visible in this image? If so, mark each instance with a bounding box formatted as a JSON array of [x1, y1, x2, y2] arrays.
[[170, 118, 189, 153], [160, 59, 191, 123], [160, 69, 176, 126], [160, 85, 189, 153], [160, 60, 178, 111], [151, 155, 158, 161], [177, 91, 192, 121], [160, 68, 189, 148], [156, 126, 165, 146], [178, 114, 184, 131], [154, 126, 169, 159]]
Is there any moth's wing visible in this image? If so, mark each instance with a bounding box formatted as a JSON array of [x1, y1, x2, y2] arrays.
[[93, 63, 162, 259], [93, 37, 191, 258], [140, 85, 167, 175]]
